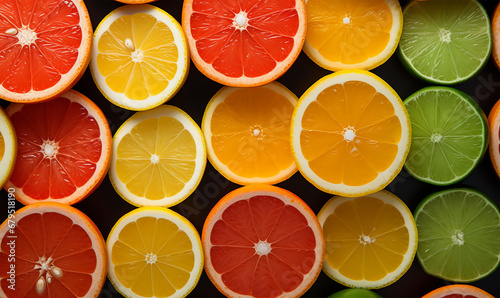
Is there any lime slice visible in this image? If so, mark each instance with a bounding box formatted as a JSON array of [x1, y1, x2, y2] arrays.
[[403, 87, 488, 185], [329, 289, 382, 298], [414, 188, 500, 282], [398, 0, 491, 84]]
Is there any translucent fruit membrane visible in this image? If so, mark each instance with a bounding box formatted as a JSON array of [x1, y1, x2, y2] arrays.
[[210, 87, 294, 178], [0, 212, 97, 297], [209, 195, 317, 298], [9, 98, 102, 200], [300, 81, 401, 186], [116, 116, 196, 200], [97, 13, 178, 100], [307, 0, 393, 64], [190, 0, 299, 77], [323, 196, 409, 281], [111, 216, 194, 297], [0, 0, 82, 93]]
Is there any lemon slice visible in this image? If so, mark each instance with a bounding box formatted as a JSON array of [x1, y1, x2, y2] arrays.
[[90, 4, 189, 111], [107, 207, 203, 298], [0, 106, 16, 188], [109, 105, 206, 207]]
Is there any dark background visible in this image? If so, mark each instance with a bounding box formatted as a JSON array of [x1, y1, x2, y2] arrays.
[[2, 0, 500, 297]]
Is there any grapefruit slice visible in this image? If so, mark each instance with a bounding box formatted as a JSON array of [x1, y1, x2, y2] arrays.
[[423, 284, 494, 298], [5, 90, 112, 205], [0, 106, 16, 187], [489, 98, 500, 178], [0, 202, 107, 297], [182, 0, 307, 87], [0, 0, 92, 103], [202, 184, 324, 298]]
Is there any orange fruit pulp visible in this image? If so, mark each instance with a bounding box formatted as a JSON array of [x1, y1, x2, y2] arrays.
[[202, 184, 324, 298], [0, 202, 107, 297], [423, 284, 494, 298], [0, 0, 92, 103], [489, 98, 500, 178], [5, 90, 112, 205], [182, 0, 306, 87]]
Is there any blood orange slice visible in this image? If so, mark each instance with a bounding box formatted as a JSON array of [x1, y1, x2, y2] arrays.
[[489, 98, 500, 178], [5, 90, 112, 205], [0, 202, 107, 297], [202, 184, 324, 298], [0, 0, 92, 103], [182, 0, 306, 87]]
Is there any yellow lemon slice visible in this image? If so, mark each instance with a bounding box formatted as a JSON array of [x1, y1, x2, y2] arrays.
[[0, 106, 16, 188]]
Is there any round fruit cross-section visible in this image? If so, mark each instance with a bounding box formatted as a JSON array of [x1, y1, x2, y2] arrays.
[[423, 284, 494, 298], [489, 98, 500, 178], [0, 202, 107, 297], [202, 184, 324, 298], [0, 106, 16, 188], [0, 0, 92, 102], [182, 0, 306, 87], [5, 90, 112, 205]]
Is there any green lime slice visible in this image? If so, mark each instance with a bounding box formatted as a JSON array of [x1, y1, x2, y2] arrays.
[[398, 0, 491, 84], [328, 289, 382, 298], [404, 87, 488, 185], [414, 188, 500, 282]]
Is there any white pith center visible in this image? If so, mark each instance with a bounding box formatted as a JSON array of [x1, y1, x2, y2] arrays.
[[34, 256, 63, 294], [150, 154, 160, 164], [254, 240, 272, 256], [16, 26, 37, 46], [253, 128, 261, 137], [145, 253, 158, 264], [41, 140, 59, 159], [343, 16, 351, 25], [430, 133, 442, 143], [233, 12, 248, 30], [343, 127, 356, 141], [451, 230, 464, 246], [439, 28, 451, 43], [131, 50, 144, 63], [359, 234, 376, 245]]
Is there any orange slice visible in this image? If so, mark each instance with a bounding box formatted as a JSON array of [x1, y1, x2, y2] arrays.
[[423, 284, 494, 298], [303, 0, 402, 71], [291, 70, 411, 196], [0, 202, 107, 297], [182, 0, 306, 87], [0, 0, 92, 103], [202, 184, 324, 298], [489, 98, 500, 178], [202, 82, 297, 185], [5, 90, 112, 205]]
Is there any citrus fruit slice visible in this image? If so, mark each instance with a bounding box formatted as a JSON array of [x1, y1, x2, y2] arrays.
[[90, 4, 189, 111], [5, 90, 112, 205], [0, 202, 107, 297], [109, 105, 206, 207], [415, 188, 500, 283], [0, 106, 16, 188], [202, 184, 324, 298], [0, 0, 92, 103], [303, 0, 402, 71], [116, 0, 156, 3], [202, 82, 297, 185], [489, 98, 500, 178], [329, 289, 382, 298], [107, 207, 203, 298], [423, 284, 494, 298], [317, 190, 417, 289], [182, 0, 306, 87], [403, 87, 488, 185], [291, 70, 411, 197], [398, 0, 491, 84]]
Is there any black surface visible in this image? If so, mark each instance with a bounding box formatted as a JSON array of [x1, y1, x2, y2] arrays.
[[2, 0, 500, 297]]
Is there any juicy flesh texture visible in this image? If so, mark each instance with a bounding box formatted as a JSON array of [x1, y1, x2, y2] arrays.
[[300, 81, 401, 186], [210, 87, 294, 178], [112, 216, 195, 297], [190, 0, 299, 78], [97, 13, 179, 100], [0, 133, 4, 160], [116, 116, 196, 200], [0, 212, 97, 297], [0, 0, 82, 93], [209, 195, 317, 298], [307, 0, 393, 64], [323, 197, 409, 281], [9, 97, 102, 200]]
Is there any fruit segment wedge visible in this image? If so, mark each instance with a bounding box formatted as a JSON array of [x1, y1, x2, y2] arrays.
[[489, 98, 500, 178]]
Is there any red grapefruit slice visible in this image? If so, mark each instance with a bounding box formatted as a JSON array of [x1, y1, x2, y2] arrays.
[[0, 0, 92, 103], [182, 0, 306, 87], [0, 202, 107, 297], [202, 184, 324, 298], [5, 90, 112, 205]]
